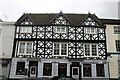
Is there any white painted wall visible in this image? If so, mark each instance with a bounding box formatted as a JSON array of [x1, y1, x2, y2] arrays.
[[1, 22, 15, 58], [106, 25, 119, 52], [106, 24, 120, 79], [0, 21, 15, 77]]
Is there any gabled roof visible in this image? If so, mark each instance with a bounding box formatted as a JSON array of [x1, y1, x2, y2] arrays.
[[16, 12, 100, 26]]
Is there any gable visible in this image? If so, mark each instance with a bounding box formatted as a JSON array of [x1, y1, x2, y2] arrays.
[[81, 14, 102, 26], [20, 18, 33, 25], [50, 12, 71, 25]]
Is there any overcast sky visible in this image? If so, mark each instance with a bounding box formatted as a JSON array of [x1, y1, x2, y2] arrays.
[[0, 0, 119, 21]]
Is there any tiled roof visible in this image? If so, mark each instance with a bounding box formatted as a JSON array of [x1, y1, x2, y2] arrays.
[[16, 12, 120, 25], [16, 13, 100, 25]]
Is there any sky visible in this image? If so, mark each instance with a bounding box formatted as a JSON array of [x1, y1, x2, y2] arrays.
[[0, 0, 119, 21]]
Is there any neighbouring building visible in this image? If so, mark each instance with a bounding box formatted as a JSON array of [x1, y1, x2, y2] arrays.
[[0, 20, 15, 77], [101, 19, 120, 80], [9, 12, 109, 80]]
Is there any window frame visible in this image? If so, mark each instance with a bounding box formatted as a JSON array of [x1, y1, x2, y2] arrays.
[[84, 27, 97, 34], [83, 64, 92, 77], [83, 44, 98, 57], [53, 42, 68, 56], [18, 41, 33, 55], [55, 26, 66, 33], [115, 40, 120, 52], [16, 62, 25, 75], [96, 64, 105, 77], [43, 63, 52, 76], [114, 26, 120, 34], [20, 26, 32, 33]]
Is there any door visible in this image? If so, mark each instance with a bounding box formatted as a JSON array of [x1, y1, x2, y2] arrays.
[[72, 67, 79, 78], [30, 66, 37, 77]]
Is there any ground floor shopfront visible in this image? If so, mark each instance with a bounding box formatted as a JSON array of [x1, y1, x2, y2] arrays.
[[9, 58, 109, 80]]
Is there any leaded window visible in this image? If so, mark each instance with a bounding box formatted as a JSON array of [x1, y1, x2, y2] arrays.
[[84, 27, 97, 34], [54, 26, 66, 33], [43, 63, 52, 76], [20, 27, 32, 33], [83, 64, 92, 77], [84, 44, 98, 57], [18, 42, 33, 55], [114, 26, 120, 34], [58, 63, 67, 76], [53, 43, 68, 56], [16, 62, 25, 75], [116, 40, 120, 52], [96, 64, 105, 77]]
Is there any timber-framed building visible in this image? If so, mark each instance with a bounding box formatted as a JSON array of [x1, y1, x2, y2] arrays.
[[9, 12, 109, 80]]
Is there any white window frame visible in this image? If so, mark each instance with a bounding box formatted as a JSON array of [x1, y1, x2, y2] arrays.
[[114, 26, 120, 34], [20, 26, 32, 33], [84, 27, 97, 34], [55, 26, 66, 33], [83, 44, 98, 57], [53, 42, 68, 56], [18, 41, 33, 55]]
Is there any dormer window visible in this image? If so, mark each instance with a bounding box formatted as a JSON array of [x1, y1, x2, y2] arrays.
[[55, 26, 66, 33], [84, 27, 97, 34], [20, 26, 32, 33]]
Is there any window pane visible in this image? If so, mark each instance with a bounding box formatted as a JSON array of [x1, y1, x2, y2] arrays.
[[96, 64, 105, 77], [91, 28, 95, 33], [92, 45, 97, 56], [86, 28, 90, 33], [43, 63, 52, 76], [83, 64, 91, 77], [116, 40, 120, 52], [85, 45, 90, 56], [57, 28, 60, 32], [54, 43, 59, 55], [26, 42, 32, 54], [19, 42, 25, 54], [61, 27, 65, 32], [114, 26, 120, 33], [27, 27, 32, 33], [73, 68, 79, 75], [58, 63, 67, 76], [61, 44, 67, 55], [16, 62, 25, 75]]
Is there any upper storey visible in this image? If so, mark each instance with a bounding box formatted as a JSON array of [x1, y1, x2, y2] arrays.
[[15, 12, 105, 41]]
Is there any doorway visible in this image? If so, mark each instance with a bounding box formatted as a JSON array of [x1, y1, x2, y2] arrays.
[[29, 61, 38, 77]]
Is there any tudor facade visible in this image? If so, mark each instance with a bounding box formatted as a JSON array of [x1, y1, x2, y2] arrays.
[[9, 12, 109, 80]]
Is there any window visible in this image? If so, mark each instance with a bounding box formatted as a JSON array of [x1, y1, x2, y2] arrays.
[[18, 42, 33, 55], [114, 26, 120, 34], [20, 27, 32, 33], [58, 63, 67, 76], [84, 27, 97, 34], [96, 64, 105, 77], [116, 40, 120, 52], [83, 64, 92, 77], [84, 44, 98, 57], [16, 62, 25, 75], [43, 63, 52, 76], [55, 26, 66, 33], [2, 64, 8, 68], [53, 43, 68, 56]]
